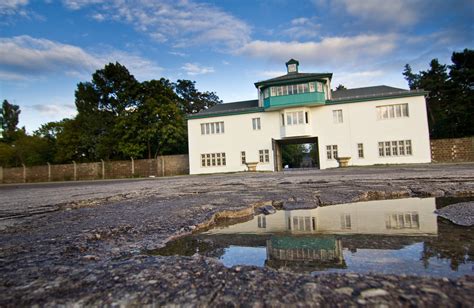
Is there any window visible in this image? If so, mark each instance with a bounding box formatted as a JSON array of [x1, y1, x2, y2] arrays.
[[269, 82, 311, 97], [241, 151, 246, 165], [264, 88, 269, 99], [257, 215, 266, 228], [378, 140, 413, 157], [333, 109, 343, 123], [201, 121, 224, 135], [259, 149, 270, 163], [385, 212, 420, 229], [252, 118, 261, 130], [305, 112, 309, 124], [286, 111, 305, 125], [290, 216, 315, 232], [376, 103, 409, 120], [288, 63, 297, 72], [317, 82, 323, 92], [281, 114, 285, 126], [357, 143, 364, 158], [340, 214, 351, 229], [326, 145, 338, 160], [201, 152, 226, 167]]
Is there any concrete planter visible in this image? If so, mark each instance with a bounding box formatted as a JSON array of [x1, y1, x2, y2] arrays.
[[246, 162, 259, 172], [336, 157, 351, 168]]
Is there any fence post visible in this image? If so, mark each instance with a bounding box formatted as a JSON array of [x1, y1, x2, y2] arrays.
[[131, 157, 135, 177], [22, 164, 26, 183], [101, 159, 105, 179], [47, 162, 51, 182], [0, 166, 3, 184], [72, 161, 77, 181], [161, 155, 165, 177]]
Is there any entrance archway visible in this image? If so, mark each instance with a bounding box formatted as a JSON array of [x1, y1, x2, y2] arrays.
[[272, 137, 319, 171]]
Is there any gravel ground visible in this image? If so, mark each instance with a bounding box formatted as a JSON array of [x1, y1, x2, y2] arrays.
[[1, 163, 474, 306]]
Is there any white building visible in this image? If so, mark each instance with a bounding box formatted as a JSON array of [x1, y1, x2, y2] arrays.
[[187, 59, 431, 175]]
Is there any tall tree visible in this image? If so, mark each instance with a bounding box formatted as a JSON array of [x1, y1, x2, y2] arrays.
[[334, 84, 347, 91], [447, 49, 474, 137], [0, 100, 21, 142], [71, 62, 140, 160], [117, 79, 187, 158], [404, 50, 474, 139], [174, 79, 222, 114]]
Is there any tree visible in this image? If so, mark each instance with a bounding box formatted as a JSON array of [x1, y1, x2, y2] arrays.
[[174, 79, 222, 114], [448, 49, 474, 137], [117, 79, 187, 159], [0, 100, 21, 142], [281, 144, 306, 168], [334, 84, 347, 91], [68, 62, 140, 160], [403, 49, 473, 139]]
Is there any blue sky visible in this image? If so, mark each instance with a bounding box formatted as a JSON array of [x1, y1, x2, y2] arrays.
[[1, 0, 473, 132]]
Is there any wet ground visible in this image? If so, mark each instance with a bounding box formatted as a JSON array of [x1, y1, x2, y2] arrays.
[[1, 163, 474, 306]]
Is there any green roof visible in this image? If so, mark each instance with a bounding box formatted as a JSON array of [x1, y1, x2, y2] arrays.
[[254, 72, 333, 88]]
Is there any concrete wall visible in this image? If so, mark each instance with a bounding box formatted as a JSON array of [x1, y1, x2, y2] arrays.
[[431, 137, 474, 162], [0, 155, 189, 184], [188, 95, 432, 174]]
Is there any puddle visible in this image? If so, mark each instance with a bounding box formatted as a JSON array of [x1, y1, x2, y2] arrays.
[[149, 197, 474, 278]]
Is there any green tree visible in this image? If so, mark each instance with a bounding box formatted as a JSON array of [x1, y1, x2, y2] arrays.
[[117, 79, 187, 158], [448, 49, 474, 137], [174, 79, 222, 114], [334, 84, 347, 91], [0, 99, 21, 142], [404, 49, 473, 138], [281, 144, 306, 168]]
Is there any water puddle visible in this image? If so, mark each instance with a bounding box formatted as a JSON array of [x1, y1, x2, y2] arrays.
[[149, 197, 474, 278]]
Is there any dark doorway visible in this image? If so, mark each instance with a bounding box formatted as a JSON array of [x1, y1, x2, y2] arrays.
[[272, 137, 319, 171]]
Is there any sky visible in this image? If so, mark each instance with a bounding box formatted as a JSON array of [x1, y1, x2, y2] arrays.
[[1, 0, 473, 132]]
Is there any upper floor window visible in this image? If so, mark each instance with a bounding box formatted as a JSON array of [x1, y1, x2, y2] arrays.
[[333, 109, 343, 124], [376, 103, 409, 120], [285, 111, 308, 126], [288, 64, 297, 73], [317, 82, 323, 92], [252, 117, 261, 130], [201, 121, 224, 135]]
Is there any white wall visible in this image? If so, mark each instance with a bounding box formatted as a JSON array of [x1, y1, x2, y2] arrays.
[[188, 112, 280, 174], [188, 95, 431, 174], [315, 96, 431, 169]]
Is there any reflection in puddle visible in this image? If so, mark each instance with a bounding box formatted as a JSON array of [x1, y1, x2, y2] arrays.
[[150, 198, 473, 278]]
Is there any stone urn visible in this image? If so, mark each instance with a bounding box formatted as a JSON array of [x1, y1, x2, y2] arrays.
[[246, 162, 259, 172], [336, 157, 351, 168]]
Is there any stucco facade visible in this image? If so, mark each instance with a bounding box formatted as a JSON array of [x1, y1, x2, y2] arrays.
[[187, 60, 431, 175]]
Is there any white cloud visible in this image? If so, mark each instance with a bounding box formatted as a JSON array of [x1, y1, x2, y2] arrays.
[[238, 34, 398, 67], [61, 0, 251, 50], [332, 70, 386, 88], [28, 103, 77, 118], [0, 0, 28, 14], [181, 63, 215, 76], [0, 35, 163, 81], [319, 0, 422, 27], [282, 17, 321, 39], [258, 70, 286, 78]]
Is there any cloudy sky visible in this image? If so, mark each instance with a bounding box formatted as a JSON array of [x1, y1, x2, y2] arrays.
[[1, 0, 473, 132]]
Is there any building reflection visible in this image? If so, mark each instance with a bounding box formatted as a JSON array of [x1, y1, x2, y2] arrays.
[[201, 198, 439, 271], [206, 197, 437, 236]]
